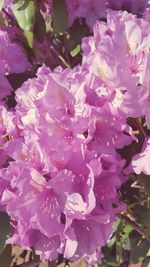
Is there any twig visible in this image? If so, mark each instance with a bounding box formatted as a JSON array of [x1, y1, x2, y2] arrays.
[[133, 118, 146, 137], [2, 8, 15, 22], [50, 45, 70, 68], [117, 213, 150, 242]]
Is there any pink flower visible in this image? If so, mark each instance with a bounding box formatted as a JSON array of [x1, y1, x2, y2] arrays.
[[132, 138, 150, 175], [0, 28, 30, 74], [0, 63, 127, 262]]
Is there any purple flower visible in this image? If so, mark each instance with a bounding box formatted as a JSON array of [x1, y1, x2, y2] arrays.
[[0, 27, 31, 100], [132, 138, 150, 175], [0, 62, 127, 263], [0, 28, 30, 74]]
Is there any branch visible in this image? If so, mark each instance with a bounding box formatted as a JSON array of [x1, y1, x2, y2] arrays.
[[117, 213, 150, 242], [50, 45, 70, 68], [132, 118, 146, 137]]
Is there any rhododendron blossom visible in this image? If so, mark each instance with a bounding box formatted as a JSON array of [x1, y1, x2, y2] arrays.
[[0, 27, 30, 101], [1, 1, 150, 266], [0, 63, 128, 263], [82, 9, 150, 122], [66, 0, 150, 28], [132, 138, 150, 175]]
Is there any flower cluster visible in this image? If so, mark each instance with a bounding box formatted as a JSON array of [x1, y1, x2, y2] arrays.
[[81, 8, 150, 176], [0, 27, 30, 101], [0, 62, 128, 263], [66, 0, 150, 29], [1, 1, 150, 266]]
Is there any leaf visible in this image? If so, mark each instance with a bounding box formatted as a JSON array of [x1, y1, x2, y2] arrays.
[[68, 20, 89, 50], [133, 205, 148, 225], [34, 11, 46, 42], [116, 242, 123, 263], [130, 240, 150, 264], [129, 231, 141, 248], [53, 0, 68, 34], [103, 257, 120, 267], [138, 173, 150, 196], [45, 16, 52, 33], [143, 259, 150, 267], [0, 212, 11, 254], [13, 0, 35, 31], [113, 219, 122, 232], [123, 225, 133, 234], [0, 0, 3, 12], [0, 14, 5, 25], [39, 262, 50, 267], [24, 30, 33, 48], [99, 263, 109, 267], [119, 225, 134, 250], [0, 245, 12, 267], [140, 210, 150, 228], [70, 44, 80, 57], [108, 236, 116, 248], [123, 236, 132, 250]]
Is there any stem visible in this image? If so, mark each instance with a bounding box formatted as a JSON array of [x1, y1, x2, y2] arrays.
[[133, 118, 146, 137], [128, 199, 147, 209], [50, 45, 70, 68], [117, 213, 150, 242], [2, 8, 15, 22]]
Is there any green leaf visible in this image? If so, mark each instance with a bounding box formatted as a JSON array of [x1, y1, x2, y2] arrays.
[[123, 225, 133, 234], [99, 263, 109, 267], [147, 248, 150, 256], [116, 242, 123, 263], [112, 219, 121, 232], [106, 262, 120, 267], [68, 21, 89, 51], [141, 210, 150, 228], [24, 30, 33, 48], [70, 44, 80, 57], [0, 212, 11, 254], [0, 14, 5, 26], [45, 16, 52, 33], [0, 245, 11, 267], [34, 11, 46, 42], [130, 240, 150, 264], [103, 257, 120, 267], [53, 0, 68, 34], [108, 236, 116, 248], [122, 236, 132, 250], [13, 0, 35, 31], [129, 231, 141, 248], [0, 0, 3, 12]]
